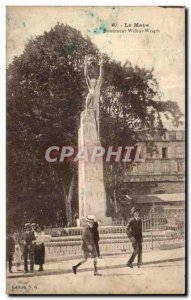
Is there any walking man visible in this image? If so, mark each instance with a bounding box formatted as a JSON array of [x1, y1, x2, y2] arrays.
[[126, 207, 143, 268], [72, 215, 101, 276]]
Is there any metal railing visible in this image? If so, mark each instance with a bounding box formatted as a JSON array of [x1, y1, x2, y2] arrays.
[[43, 212, 184, 260]]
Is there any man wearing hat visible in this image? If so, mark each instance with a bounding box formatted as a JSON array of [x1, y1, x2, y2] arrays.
[[72, 215, 101, 276], [22, 223, 36, 273], [126, 207, 143, 268]]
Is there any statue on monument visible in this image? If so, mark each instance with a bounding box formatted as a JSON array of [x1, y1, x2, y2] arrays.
[[78, 55, 110, 223], [84, 55, 103, 141]]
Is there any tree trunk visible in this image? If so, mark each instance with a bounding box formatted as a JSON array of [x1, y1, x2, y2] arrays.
[[65, 174, 75, 226]]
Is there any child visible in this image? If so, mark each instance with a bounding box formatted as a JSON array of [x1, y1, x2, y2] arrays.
[[15, 244, 22, 271]]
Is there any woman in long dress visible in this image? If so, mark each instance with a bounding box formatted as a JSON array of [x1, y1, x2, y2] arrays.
[[33, 225, 51, 271]]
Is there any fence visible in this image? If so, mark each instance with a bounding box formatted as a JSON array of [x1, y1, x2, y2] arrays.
[[44, 212, 185, 260]]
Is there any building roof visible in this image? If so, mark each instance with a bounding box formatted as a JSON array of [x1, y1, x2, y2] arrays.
[[135, 193, 185, 204]]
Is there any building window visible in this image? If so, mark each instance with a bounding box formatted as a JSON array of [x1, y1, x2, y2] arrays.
[[176, 147, 184, 158], [177, 162, 184, 173], [162, 147, 168, 159], [174, 162, 178, 173], [176, 131, 182, 140], [162, 162, 169, 174], [164, 132, 169, 140], [147, 162, 154, 173]]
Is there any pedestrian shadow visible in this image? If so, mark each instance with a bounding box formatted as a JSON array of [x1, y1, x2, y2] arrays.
[[143, 264, 182, 269], [102, 273, 144, 277]]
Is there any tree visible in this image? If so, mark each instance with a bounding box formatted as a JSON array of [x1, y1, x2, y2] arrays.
[[7, 24, 183, 228]]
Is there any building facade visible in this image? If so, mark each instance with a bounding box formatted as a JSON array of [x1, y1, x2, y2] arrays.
[[122, 130, 185, 212]]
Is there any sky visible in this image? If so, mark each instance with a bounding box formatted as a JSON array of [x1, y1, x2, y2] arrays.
[[6, 6, 185, 116]]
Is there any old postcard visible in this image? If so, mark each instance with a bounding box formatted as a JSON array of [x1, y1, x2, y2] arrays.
[[6, 6, 185, 294]]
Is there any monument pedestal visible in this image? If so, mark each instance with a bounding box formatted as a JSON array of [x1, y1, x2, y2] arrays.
[[78, 110, 111, 224]]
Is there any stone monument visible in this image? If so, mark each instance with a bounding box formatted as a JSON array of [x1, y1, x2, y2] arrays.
[[78, 55, 110, 223]]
